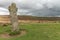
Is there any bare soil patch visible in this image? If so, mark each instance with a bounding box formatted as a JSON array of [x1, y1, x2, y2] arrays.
[[0, 30, 27, 38]]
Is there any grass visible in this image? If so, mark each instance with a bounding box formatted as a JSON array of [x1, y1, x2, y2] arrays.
[[0, 23, 60, 40]]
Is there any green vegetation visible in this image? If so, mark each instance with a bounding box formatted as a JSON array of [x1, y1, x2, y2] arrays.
[[9, 30, 20, 36], [0, 23, 60, 40]]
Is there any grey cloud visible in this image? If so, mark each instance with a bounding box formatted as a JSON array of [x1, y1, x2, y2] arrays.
[[0, 0, 60, 17]]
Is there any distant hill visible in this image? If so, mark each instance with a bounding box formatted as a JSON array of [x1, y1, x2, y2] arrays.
[[0, 15, 60, 23], [0, 15, 60, 21]]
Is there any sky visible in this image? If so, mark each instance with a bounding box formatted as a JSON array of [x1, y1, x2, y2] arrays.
[[0, 0, 60, 17]]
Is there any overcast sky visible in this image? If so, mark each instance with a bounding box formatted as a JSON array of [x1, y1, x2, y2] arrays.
[[0, 0, 60, 17]]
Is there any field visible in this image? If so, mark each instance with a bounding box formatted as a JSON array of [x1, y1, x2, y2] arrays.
[[0, 15, 60, 24], [0, 23, 60, 40]]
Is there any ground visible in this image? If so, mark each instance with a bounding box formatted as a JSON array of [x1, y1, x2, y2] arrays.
[[0, 23, 60, 40]]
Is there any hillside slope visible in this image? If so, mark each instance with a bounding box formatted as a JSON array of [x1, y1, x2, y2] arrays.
[[0, 15, 60, 23]]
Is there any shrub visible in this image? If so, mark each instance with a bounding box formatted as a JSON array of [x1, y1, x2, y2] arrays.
[[9, 31, 20, 36]]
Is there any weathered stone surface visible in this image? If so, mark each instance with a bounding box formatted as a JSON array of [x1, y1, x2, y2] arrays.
[[8, 3, 19, 32]]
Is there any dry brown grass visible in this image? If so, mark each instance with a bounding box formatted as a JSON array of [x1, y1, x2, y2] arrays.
[[0, 15, 59, 24]]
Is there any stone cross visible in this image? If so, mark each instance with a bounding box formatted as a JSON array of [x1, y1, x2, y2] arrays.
[[8, 3, 19, 32]]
